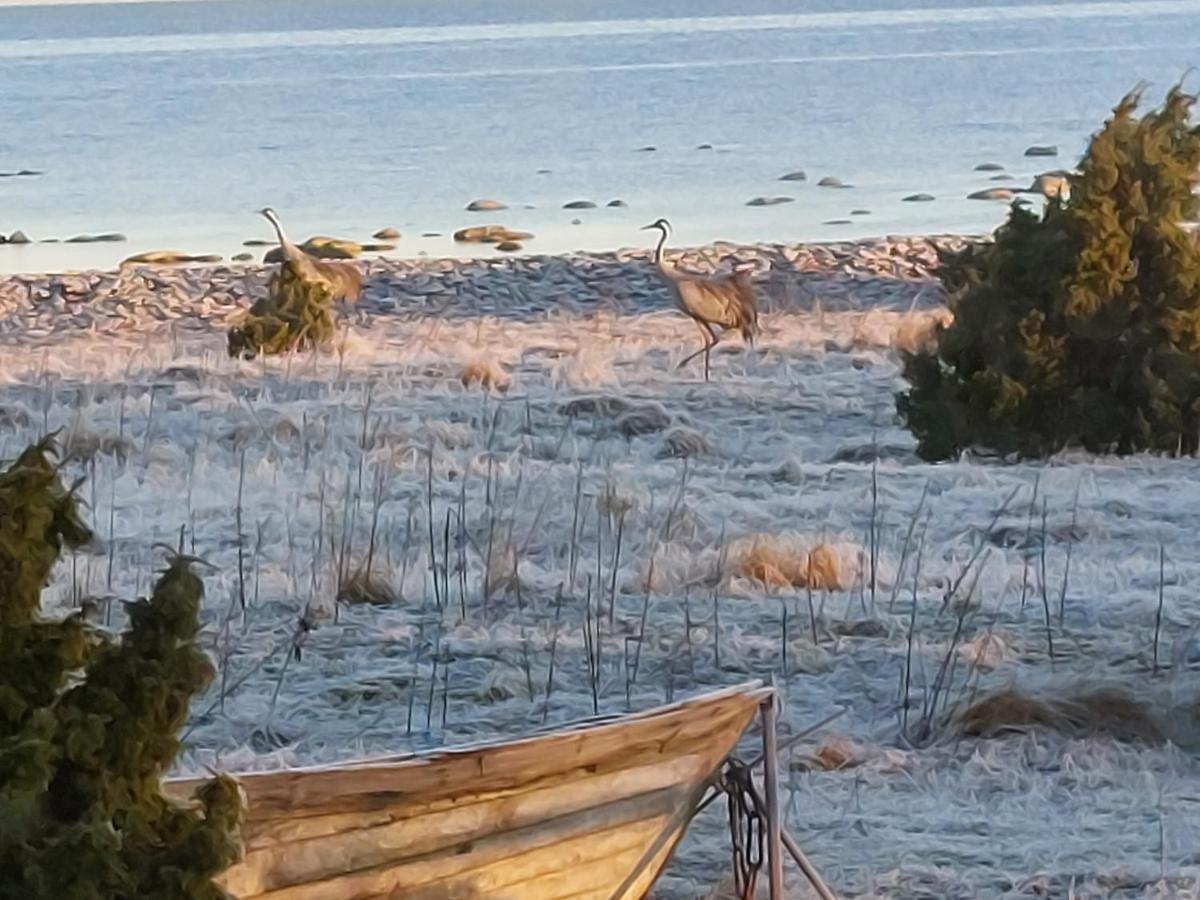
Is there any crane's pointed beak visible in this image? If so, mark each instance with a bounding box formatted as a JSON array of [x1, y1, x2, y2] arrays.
[[639, 223, 656, 231]]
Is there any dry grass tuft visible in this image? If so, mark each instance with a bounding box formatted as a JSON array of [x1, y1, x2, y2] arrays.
[[460, 358, 511, 392], [736, 535, 850, 592], [958, 686, 1165, 744], [337, 570, 400, 606], [809, 734, 863, 770], [658, 425, 711, 459]]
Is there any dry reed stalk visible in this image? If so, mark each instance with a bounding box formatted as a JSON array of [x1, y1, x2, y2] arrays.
[[235, 448, 247, 610], [888, 481, 929, 612], [542, 583, 565, 724], [1154, 544, 1166, 674], [1018, 474, 1040, 614], [1038, 497, 1056, 663], [1057, 477, 1081, 627]]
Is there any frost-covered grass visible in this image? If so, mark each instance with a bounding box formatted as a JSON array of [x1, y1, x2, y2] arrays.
[[5, 287, 1200, 898]]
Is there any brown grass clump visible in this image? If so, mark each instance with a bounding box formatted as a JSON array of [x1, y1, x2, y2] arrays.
[[336, 570, 400, 606], [892, 308, 953, 356], [810, 734, 862, 771], [460, 358, 511, 393], [958, 686, 1165, 744], [737, 536, 849, 592]]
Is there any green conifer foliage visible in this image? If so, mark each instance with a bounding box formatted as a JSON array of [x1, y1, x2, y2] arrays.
[[0, 438, 242, 900], [898, 85, 1200, 459], [227, 259, 336, 360]]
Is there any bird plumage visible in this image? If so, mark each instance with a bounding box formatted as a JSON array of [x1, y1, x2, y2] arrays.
[[258, 207, 363, 304], [643, 217, 759, 379]]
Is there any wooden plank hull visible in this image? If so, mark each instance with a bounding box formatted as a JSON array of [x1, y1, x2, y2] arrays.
[[170, 682, 769, 900]]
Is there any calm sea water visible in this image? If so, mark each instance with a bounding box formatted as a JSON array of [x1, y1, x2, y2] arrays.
[[1, 0, 1199, 273]]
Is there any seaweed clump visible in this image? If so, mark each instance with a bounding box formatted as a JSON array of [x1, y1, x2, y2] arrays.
[[898, 84, 1200, 459], [227, 258, 336, 359], [0, 436, 242, 899]]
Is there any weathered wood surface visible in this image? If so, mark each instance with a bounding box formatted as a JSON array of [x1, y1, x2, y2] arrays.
[[169, 682, 769, 900]]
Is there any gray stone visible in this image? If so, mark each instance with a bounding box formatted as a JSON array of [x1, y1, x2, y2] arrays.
[[968, 187, 1016, 201], [1025, 145, 1058, 157], [373, 227, 401, 239], [606, 199, 628, 208], [902, 193, 936, 202], [850, 209, 871, 216], [818, 176, 852, 188], [496, 241, 523, 252], [636, 146, 657, 152], [467, 199, 507, 212], [974, 162, 1005, 171], [746, 196, 794, 207], [779, 170, 807, 181], [232, 252, 254, 262], [9, 230, 31, 244], [563, 200, 597, 209]]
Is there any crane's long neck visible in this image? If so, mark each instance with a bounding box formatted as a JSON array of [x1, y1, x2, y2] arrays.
[[653, 226, 669, 268], [264, 211, 289, 249]]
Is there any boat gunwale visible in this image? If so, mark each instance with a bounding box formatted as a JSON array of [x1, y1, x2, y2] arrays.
[[170, 680, 770, 790]]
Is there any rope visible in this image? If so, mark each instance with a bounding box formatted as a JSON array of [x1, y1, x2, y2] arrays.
[[720, 758, 766, 900]]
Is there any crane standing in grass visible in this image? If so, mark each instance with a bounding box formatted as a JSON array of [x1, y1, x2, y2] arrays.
[[258, 207, 363, 304], [642, 218, 759, 381]]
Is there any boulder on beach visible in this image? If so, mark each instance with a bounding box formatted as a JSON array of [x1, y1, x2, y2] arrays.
[[453, 225, 533, 244], [746, 196, 794, 207], [263, 236, 363, 263], [779, 170, 807, 181], [563, 200, 597, 209], [121, 250, 222, 265], [1024, 171, 1072, 199], [902, 193, 936, 202], [7, 230, 30, 244], [968, 187, 1016, 201], [373, 227, 401, 240], [1025, 145, 1058, 157], [467, 199, 507, 212], [818, 176, 852, 188], [66, 232, 127, 243], [974, 162, 1005, 171]]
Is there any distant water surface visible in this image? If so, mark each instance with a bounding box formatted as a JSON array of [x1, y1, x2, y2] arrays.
[[1, 0, 1199, 273]]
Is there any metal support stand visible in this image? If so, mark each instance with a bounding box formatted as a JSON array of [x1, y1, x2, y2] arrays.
[[757, 689, 841, 900], [760, 694, 785, 900]]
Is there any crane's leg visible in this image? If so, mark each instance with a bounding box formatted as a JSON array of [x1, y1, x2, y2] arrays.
[[677, 321, 718, 376]]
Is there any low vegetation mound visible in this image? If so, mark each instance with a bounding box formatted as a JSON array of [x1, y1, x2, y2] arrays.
[[899, 84, 1200, 459], [228, 259, 336, 359], [0, 436, 242, 898]]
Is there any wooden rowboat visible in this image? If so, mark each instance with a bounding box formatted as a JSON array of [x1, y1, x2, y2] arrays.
[[170, 681, 772, 900]]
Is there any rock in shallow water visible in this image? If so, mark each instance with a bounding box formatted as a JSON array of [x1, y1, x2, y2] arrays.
[[563, 200, 597, 209], [122, 250, 222, 265], [467, 199, 507, 212], [1025, 145, 1058, 157], [779, 170, 807, 181], [453, 225, 532, 244], [373, 227, 401, 240], [606, 199, 628, 208], [968, 187, 1016, 201], [746, 196, 794, 207], [66, 232, 126, 243], [974, 162, 1005, 171], [496, 241, 523, 252], [902, 193, 936, 202], [818, 176, 852, 188]]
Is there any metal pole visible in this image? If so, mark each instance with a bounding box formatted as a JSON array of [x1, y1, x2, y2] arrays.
[[781, 828, 840, 900], [761, 692, 784, 900]]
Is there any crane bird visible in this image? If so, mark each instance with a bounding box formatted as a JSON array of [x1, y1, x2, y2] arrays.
[[642, 218, 758, 381], [258, 207, 363, 304]]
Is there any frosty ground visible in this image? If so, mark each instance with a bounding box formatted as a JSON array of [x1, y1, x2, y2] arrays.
[[4, 240, 1200, 899]]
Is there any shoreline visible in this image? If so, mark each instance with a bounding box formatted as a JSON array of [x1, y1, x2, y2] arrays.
[[0, 233, 971, 343]]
